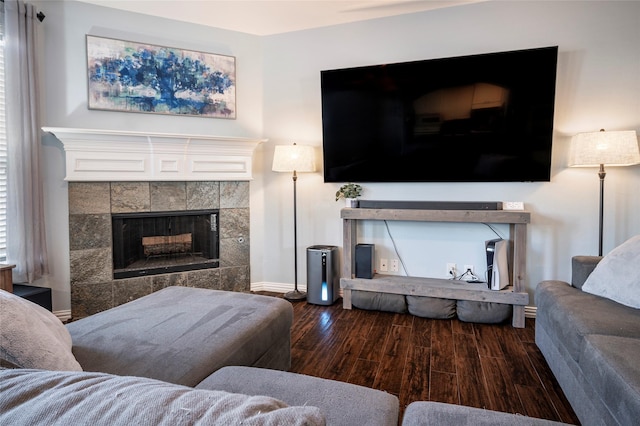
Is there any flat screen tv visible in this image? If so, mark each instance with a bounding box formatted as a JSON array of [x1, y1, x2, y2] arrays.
[[321, 46, 558, 182]]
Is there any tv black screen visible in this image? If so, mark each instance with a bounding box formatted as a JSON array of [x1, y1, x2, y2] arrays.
[[321, 46, 558, 183]]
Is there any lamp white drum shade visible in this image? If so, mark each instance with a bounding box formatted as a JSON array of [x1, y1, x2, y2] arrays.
[[569, 130, 640, 167], [272, 144, 316, 173]]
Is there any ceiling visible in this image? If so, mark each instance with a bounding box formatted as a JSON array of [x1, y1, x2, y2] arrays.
[[76, 0, 485, 36]]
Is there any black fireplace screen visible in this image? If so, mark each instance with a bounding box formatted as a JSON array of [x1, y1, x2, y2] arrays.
[[112, 210, 219, 279]]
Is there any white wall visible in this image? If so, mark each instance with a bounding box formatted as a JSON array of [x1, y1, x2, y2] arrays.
[[31, 1, 640, 312], [259, 0, 640, 305]]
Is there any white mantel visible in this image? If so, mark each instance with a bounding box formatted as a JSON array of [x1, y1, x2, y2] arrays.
[[43, 127, 266, 182]]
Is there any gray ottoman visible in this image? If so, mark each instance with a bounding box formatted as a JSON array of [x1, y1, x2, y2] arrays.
[[66, 287, 293, 386], [199, 365, 400, 426]]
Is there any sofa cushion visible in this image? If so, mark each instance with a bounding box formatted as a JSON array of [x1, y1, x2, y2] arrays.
[[535, 281, 640, 363], [579, 335, 640, 426], [456, 300, 512, 324], [352, 290, 407, 313], [0, 289, 82, 371], [199, 365, 399, 426], [582, 234, 640, 308], [0, 368, 325, 425], [406, 295, 456, 319]]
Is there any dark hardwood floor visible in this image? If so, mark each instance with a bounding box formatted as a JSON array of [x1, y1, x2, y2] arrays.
[[284, 298, 580, 424]]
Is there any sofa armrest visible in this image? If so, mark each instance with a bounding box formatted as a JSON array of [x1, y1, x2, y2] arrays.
[[571, 255, 602, 289]]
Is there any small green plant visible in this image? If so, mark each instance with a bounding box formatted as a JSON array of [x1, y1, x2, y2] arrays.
[[335, 183, 363, 201]]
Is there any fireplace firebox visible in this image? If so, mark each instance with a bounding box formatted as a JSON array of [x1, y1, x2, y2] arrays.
[[112, 210, 219, 279]]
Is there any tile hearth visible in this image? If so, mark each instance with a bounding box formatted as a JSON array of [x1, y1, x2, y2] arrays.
[[68, 180, 250, 318]]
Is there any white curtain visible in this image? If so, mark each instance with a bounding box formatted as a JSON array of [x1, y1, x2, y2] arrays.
[[4, 0, 48, 283]]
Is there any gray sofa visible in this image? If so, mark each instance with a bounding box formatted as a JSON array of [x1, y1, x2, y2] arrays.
[[536, 256, 640, 426], [1, 286, 399, 425]]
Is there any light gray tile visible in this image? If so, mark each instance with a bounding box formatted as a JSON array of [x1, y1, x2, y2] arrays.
[[111, 182, 150, 213], [220, 266, 250, 292], [220, 181, 249, 208], [220, 236, 250, 267], [71, 281, 114, 319], [114, 277, 153, 306], [70, 248, 112, 285], [187, 181, 220, 210], [69, 214, 111, 250], [152, 272, 189, 291], [187, 268, 221, 290], [151, 182, 187, 211], [68, 182, 111, 214], [220, 208, 249, 239]]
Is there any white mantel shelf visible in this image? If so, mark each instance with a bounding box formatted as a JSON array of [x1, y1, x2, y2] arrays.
[[43, 127, 266, 182]]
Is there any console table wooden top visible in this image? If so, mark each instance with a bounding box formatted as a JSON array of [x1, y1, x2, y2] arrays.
[[341, 207, 530, 224]]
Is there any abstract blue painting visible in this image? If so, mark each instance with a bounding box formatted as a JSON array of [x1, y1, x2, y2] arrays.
[[87, 35, 236, 119]]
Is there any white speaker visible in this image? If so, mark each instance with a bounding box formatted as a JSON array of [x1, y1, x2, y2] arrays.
[[486, 239, 509, 290]]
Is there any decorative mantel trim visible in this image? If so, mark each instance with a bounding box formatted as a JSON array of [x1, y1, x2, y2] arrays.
[[43, 127, 266, 181]]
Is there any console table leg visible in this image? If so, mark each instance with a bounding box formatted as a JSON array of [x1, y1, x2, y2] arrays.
[[512, 305, 525, 328], [342, 288, 352, 309]]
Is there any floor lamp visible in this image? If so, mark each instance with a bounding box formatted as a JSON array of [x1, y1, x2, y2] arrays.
[[569, 129, 640, 256], [272, 143, 316, 301]]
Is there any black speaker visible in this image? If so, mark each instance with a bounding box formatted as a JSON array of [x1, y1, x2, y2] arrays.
[[355, 243, 375, 279]]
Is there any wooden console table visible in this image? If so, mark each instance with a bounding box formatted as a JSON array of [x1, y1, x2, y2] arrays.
[[340, 208, 531, 328]]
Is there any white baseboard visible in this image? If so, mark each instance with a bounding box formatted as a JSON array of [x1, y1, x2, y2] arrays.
[[525, 305, 537, 318], [54, 309, 72, 323], [250, 282, 306, 293]]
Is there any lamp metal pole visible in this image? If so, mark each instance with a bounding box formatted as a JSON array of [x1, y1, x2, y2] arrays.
[[598, 164, 605, 257]]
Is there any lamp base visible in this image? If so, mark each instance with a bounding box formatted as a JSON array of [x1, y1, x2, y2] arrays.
[[284, 289, 307, 302]]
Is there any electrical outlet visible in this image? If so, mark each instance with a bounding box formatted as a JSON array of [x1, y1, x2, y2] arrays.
[[503, 201, 524, 210], [380, 258, 388, 272], [446, 263, 456, 278], [390, 259, 399, 272], [464, 264, 474, 274]]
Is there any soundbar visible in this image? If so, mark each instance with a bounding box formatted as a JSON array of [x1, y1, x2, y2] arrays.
[[358, 200, 503, 210]]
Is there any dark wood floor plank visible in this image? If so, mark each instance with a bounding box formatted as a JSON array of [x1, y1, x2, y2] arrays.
[[430, 371, 459, 404], [516, 317, 537, 343], [480, 356, 524, 414], [410, 316, 433, 348], [358, 311, 394, 362], [516, 383, 563, 422], [399, 345, 430, 409], [452, 319, 475, 335], [474, 323, 504, 358], [274, 296, 580, 425], [373, 324, 412, 395], [393, 312, 414, 327], [454, 330, 478, 359], [347, 358, 379, 388], [456, 354, 492, 409], [493, 325, 540, 386], [431, 319, 456, 373]]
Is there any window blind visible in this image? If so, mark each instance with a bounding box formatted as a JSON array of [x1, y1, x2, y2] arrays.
[[0, 9, 7, 262]]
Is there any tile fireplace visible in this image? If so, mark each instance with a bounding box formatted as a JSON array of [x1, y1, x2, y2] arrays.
[[69, 181, 250, 318], [44, 127, 264, 319]]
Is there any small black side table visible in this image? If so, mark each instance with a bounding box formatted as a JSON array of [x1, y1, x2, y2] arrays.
[[13, 284, 53, 311]]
